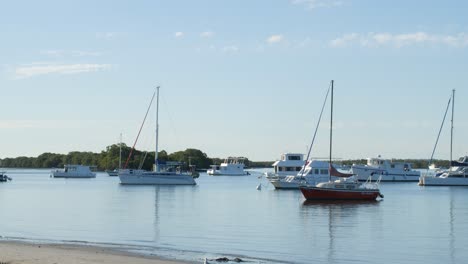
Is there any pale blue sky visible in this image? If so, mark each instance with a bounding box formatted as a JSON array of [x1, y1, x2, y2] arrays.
[[1, 0, 467, 161]]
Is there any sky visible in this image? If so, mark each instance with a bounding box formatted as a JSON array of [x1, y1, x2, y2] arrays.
[[1, 0, 468, 161]]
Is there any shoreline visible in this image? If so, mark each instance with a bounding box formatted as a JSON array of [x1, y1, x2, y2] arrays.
[[0, 240, 193, 264]]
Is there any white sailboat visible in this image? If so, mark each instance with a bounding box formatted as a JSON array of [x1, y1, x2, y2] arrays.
[[419, 90, 468, 186], [119, 86, 197, 185]]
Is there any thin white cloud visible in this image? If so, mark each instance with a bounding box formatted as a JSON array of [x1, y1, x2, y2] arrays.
[[266, 34, 284, 44], [222, 45, 239, 53], [96, 32, 119, 39], [200, 31, 215, 38], [14, 63, 112, 79], [291, 0, 343, 10], [174, 32, 184, 38], [41, 50, 101, 57], [330, 33, 358, 47], [330, 32, 468, 48]]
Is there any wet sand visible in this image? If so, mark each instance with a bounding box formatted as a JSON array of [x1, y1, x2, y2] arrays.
[[0, 241, 191, 264]]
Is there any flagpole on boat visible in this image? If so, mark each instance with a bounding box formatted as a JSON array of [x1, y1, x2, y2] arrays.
[[329, 80, 334, 182], [155, 86, 160, 172]]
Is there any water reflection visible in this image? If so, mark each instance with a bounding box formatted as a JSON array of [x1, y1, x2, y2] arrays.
[[300, 200, 381, 263]]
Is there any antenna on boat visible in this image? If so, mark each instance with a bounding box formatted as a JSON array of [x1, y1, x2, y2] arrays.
[[155, 86, 160, 172], [329, 80, 334, 182]]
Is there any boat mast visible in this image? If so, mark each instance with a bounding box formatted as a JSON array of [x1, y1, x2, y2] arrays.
[[155, 86, 160, 172], [450, 89, 455, 165], [329, 80, 334, 182]]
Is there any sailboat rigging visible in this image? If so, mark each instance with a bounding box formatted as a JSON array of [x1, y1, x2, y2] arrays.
[[118, 86, 197, 185], [299, 80, 383, 200]]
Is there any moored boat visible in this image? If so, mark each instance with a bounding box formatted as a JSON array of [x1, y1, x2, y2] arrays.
[[269, 159, 347, 189], [419, 90, 468, 186], [119, 86, 197, 185], [0, 171, 12, 182], [300, 176, 383, 200], [264, 153, 305, 179], [207, 157, 250, 176], [299, 80, 383, 201], [52, 165, 96, 178], [351, 156, 420, 182]]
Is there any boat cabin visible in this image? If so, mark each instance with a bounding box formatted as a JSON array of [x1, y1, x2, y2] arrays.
[[367, 157, 412, 171], [272, 153, 305, 174]]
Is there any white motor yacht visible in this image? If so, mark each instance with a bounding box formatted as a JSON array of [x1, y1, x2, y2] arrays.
[[264, 153, 305, 179], [269, 160, 347, 189], [52, 165, 96, 178], [351, 156, 420, 182], [207, 157, 249, 176]]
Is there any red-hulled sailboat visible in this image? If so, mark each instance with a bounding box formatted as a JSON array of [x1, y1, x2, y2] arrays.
[[299, 80, 383, 201]]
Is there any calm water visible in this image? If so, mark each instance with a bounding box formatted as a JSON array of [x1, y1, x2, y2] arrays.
[[1, 168, 468, 263]]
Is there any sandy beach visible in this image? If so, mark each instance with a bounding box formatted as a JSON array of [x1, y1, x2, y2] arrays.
[[0, 241, 190, 264]]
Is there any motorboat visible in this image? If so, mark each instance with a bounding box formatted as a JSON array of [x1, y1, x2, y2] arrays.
[[351, 156, 420, 182], [419, 90, 468, 186], [264, 153, 305, 179], [0, 171, 12, 182], [269, 160, 346, 189], [106, 169, 119, 176], [207, 157, 250, 176], [52, 165, 96, 178], [119, 86, 197, 185], [298, 81, 383, 201]]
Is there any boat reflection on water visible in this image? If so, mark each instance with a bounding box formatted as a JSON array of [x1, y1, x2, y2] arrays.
[[300, 199, 382, 263]]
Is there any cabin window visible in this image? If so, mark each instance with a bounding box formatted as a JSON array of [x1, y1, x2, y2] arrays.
[[314, 169, 319, 174], [391, 164, 395, 168], [320, 169, 328, 175], [286, 167, 294, 171], [279, 167, 284, 172], [288, 156, 301, 160]]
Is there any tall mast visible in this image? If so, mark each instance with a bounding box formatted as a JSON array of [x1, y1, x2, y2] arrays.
[[450, 89, 455, 165], [119, 133, 122, 169], [329, 80, 334, 182], [155, 86, 160, 172]]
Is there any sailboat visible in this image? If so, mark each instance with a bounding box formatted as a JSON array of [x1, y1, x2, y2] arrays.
[[419, 90, 468, 186], [119, 86, 197, 185], [299, 80, 383, 200]]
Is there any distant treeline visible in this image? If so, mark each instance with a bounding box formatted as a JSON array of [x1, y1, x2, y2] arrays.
[[0, 144, 256, 171], [0, 145, 450, 170]]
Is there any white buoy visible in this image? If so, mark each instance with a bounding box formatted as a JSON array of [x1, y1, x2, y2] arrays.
[[204, 257, 208, 264], [256, 183, 262, 190]]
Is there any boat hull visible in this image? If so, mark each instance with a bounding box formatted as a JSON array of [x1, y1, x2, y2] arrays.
[[299, 186, 380, 200], [270, 175, 331, 189], [119, 172, 196, 185], [52, 173, 96, 178], [352, 166, 420, 182], [106, 171, 119, 177], [419, 176, 468, 186]]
